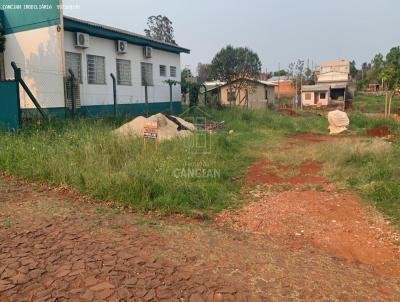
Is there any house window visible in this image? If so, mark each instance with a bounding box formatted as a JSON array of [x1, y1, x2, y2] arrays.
[[305, 93, 312, 101], [320, 92, 326, 99], [141, 62, 153, 86], [87, 55, 106, 85], [160, 65, 167, 77], [116, 59, 132, 86], [170, 66, 177, 77], [65, 52, 82, 83]]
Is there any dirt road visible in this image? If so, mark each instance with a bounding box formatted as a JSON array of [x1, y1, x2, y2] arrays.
[[1, 135, 400, 301]]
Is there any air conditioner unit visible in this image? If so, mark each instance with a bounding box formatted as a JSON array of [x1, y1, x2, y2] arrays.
[[116, 40, 128, 54], [75, 32, 90, 48], [143, 46, 152, 58]]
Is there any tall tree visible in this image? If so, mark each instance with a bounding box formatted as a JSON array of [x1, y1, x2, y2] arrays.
[[350, 60, 358, 79], [144, 15, 176, 44], [210, 45, 261, 106], [197, 63, 211, 83], [0, 23, 6, 80]]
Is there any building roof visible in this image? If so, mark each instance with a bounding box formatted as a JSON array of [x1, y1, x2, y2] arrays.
[[206, 78, 276, 92], [63, 16, 190, 54], [268, 76, 292, 82], [302, 84, 330, 92]]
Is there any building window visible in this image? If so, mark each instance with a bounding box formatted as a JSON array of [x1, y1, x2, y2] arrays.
[[320, 92, 326, 99], [116, 59, 132, 86], [170, 66, 177, 77], [305, 93, 312, 101], [141, 62, 153, 86], [65, 52, 82, 83], [160, 65, 167, 77], [87, 55, 106, 85]]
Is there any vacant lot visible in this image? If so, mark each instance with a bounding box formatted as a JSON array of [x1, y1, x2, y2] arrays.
[[353, 93, 400, 114], [0, 108, 400, 300]]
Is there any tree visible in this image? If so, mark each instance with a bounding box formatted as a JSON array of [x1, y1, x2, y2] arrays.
[[0, 23, 5, 81], [382, 47, 400, 117], [144, 15, 176, 44], [210, 45, 261, 106], [197, 63, 211, 83], [180, 68, 192, 94], [272, 70, 287, 77], [288, 60, 304, 94], [350, 60, 358, 79]]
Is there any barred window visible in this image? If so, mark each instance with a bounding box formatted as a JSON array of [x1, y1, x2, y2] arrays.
[[87, 55, 106, 85], [116, 59, 132, 86], [65, 52, 82, 83], [160, 65, 167, 77], [141, 62, 153, 86], [170, 66, 177, 77]]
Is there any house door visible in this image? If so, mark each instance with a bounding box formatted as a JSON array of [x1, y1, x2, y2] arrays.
[[314, 92, 319, 104]]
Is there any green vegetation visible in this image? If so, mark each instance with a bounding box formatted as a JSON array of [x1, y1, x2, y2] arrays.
[[353, 93, 400, 114], [0, 108, 399, 225], [269, 114, 400, 225], [0, 109, 326, 215]]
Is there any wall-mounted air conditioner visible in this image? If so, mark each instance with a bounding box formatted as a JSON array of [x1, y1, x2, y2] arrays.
[[116, 40, 128, 54], [143, 46, 152, 58], [75, 32, 90, 48]]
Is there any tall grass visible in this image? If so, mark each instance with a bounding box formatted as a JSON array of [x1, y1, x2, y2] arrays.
[[0, 109, 327, 214]]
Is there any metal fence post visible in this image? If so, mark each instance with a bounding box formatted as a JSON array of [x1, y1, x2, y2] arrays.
[[110, 73, 117, 116], [68, 69, 75, 118], [145, 83, 149, 117]]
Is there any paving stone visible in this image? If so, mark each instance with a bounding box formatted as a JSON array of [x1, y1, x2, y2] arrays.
[[0, 279, 16, 292], [143, 288, 156, 301], [157, 287, 174, 299], [81, 289, 95, 301], [89, 282, 115, 292], [117, 287, 132, 299], [85, 276, 99, 287], [95, 288, 115, 300], [189, 293, 205, 302], [11, 273, 32, 285]]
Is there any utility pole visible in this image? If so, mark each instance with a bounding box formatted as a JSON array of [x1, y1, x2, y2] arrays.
[[278, 62, 281, 100]]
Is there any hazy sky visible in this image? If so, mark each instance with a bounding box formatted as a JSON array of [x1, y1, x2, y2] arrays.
[[63, 0, 400, 73]]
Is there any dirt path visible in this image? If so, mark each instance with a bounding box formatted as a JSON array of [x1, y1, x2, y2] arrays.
[[0, 135, 400, 301], [217, 134, 400, 276]]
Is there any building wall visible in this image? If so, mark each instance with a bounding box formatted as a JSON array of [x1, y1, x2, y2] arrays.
[[317, 72, 349, 83], [219, 83, 275, 108], [302, 91, 328, 106], [64, 31, 181, 108], [273, 80, 296, 98], [4, 25, 65, 109]]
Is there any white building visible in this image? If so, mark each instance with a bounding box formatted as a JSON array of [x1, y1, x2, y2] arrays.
[[1, 8, 190, 117]]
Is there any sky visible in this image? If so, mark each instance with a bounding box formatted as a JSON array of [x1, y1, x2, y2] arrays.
[[63, 0, 400, 74]]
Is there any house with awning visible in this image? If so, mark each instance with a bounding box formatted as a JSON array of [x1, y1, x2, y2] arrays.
[[302, 60, 350, 107]]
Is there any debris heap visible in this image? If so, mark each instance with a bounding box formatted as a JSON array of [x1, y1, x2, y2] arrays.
[[115, 113, 195, 141]]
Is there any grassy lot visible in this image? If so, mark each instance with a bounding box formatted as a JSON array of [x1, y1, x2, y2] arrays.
[[353, 93, 400, 114], [0, 108, 326, 215], [0, 108, 399, 224]]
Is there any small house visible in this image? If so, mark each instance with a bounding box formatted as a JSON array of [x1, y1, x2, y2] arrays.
[[206, 78, 276, 109]]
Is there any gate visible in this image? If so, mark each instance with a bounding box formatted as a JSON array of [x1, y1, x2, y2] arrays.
[[0, 80, 20, 131]]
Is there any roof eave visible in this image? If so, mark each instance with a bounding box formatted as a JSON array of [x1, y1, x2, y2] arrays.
[[63, 16, 190, 54]]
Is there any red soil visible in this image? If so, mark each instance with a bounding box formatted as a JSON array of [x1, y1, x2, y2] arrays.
[[218, 134, 400, 277]]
